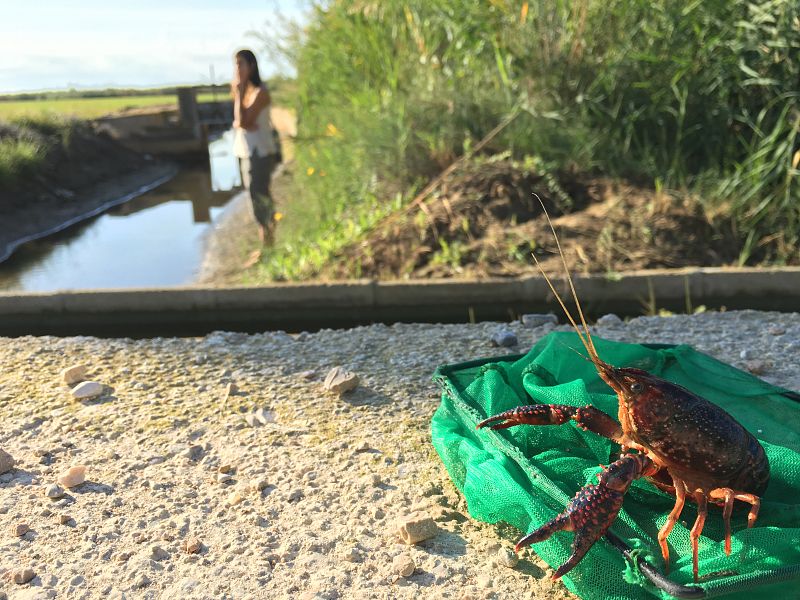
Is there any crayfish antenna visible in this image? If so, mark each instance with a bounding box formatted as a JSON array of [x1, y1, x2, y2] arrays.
[[531, 193, 604, 367]]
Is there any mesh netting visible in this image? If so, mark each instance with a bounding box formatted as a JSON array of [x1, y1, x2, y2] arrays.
[[431, 332, 800, 600]]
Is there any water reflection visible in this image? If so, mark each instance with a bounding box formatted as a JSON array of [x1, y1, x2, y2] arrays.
[[0, 133, 242, 292]]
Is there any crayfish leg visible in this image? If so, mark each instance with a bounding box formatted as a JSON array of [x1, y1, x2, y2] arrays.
[[657, 476, 687, 573], [709, 488, 761, 558], [689, 492, 709, 583]]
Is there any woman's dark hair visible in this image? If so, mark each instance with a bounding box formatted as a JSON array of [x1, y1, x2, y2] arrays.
[[235, 49, 262, 86]]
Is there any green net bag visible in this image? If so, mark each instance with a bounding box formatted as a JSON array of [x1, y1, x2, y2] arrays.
[[431, 331, 800, 600]]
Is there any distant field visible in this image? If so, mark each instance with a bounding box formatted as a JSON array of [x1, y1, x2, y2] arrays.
[[0, 93, 223, 120]]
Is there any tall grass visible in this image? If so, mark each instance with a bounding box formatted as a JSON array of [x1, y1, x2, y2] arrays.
[[258, 0, 799, 279], [0, 115, 77, 188]]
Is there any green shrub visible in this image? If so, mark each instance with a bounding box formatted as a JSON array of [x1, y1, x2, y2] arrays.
[[260, 0, 799, 279]]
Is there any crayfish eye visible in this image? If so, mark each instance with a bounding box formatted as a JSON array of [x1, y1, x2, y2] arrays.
[[630, 382, 644, 394]]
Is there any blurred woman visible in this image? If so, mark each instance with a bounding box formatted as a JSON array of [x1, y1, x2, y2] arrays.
[[231, 49, 279, 255]]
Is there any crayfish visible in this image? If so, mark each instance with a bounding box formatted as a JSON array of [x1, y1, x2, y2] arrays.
[[477, 201, 770, 582]]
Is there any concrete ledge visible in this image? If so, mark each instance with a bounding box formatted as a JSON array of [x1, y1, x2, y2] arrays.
[[1, 267, 799, 337]]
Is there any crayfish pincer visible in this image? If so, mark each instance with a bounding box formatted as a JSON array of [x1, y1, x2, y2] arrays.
[[477, 199, 770, 582]]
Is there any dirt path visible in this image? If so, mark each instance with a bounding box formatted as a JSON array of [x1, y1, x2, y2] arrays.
[[1, 311, 798, 599]]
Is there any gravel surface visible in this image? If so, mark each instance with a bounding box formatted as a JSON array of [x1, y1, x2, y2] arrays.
[[0, 310, 798, 599]]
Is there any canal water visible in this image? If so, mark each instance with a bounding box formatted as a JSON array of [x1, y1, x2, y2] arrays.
[[0, 132, 242, 292]]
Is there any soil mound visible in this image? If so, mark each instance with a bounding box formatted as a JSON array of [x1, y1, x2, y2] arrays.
[[326, 158, 740, 279]]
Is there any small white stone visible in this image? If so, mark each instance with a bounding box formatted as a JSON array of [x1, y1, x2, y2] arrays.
[[151, 545, 170, 561], [182, 537, 202, 554], [392, 553, 415, 577], [45, 483, 65, 499], [254, 407, 275, 425], [395, 513, 439, 544], [60, 364, 88, 385], [250, 478, 268, 493], [323, 366, 359, 395], [217, 473, 233, 484], [496, 547, 519, 568], [13, 567, 35, 584], [343, 547, 361, 562], [521, 314, 558, 328], [227, 492, 243, 506], [70, 381, 104, 400], [597, 313, 623, 327], [0, 449, 15, 474], [57, 465, 86, 488]]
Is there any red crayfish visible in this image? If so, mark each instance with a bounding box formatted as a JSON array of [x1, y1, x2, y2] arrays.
[[477, 203, 770, 582]]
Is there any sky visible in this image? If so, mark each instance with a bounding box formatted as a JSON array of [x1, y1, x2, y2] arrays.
[[0, 1, 307, 93]]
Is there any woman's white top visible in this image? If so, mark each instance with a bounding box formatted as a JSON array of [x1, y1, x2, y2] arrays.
[[233, 94, 277, 159]]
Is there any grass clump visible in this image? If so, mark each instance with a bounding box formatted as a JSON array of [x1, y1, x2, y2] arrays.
[[0, 137, 42, 187], [0, 115, 80, 188]]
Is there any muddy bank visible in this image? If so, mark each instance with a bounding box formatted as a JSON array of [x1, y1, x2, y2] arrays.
[[0, 120, 176, 262], [322, 159, 748, 280]]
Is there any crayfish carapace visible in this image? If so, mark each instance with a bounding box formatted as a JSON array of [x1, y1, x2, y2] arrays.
[[477, 198, 770, 582]]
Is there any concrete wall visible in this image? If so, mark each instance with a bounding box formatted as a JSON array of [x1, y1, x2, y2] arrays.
[[1, 267, 799, 337]]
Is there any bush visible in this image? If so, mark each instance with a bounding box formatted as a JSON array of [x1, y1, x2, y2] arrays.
[[264, 0, 799, 278]]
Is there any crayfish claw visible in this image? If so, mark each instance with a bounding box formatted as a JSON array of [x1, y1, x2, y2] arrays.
[[476, 411, 517, 430], [515, 455, 649, 578]]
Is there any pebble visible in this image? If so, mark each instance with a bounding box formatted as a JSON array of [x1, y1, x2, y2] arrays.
[[396, 513, 439, 544], [151, 545, 170, 561], [60, 364, 88, 385], [57, 465, 86, 488], [323, 366, 359, 395], [244, 413, 259, 427], [490, 329, 518, 348], [45, 483, 65, 499], [13, 567, 35, 584], [70, 380, 104, 400], [288, 489, 304, 502], [250, 478, 268, 493], [496, 547, 519, 568], [596, 313, 623, 327], [184, 445, 204, 461], [740, 349, 755, 360], [217, 473, 233, 484], [182, 537, 202, 554], [218, 464, 234, 474], [253, 407, 275, 425], [392, 553, 416, 577], [58, 514, 73, 525], [745, 360, 768, 375], [343, 547, 361, 562], [521, 313, 558, 328], [227, 492, 243, 506], [224, 382, 238, 400], [0, 448, 15, 474], [10, 522, 29, 537]]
